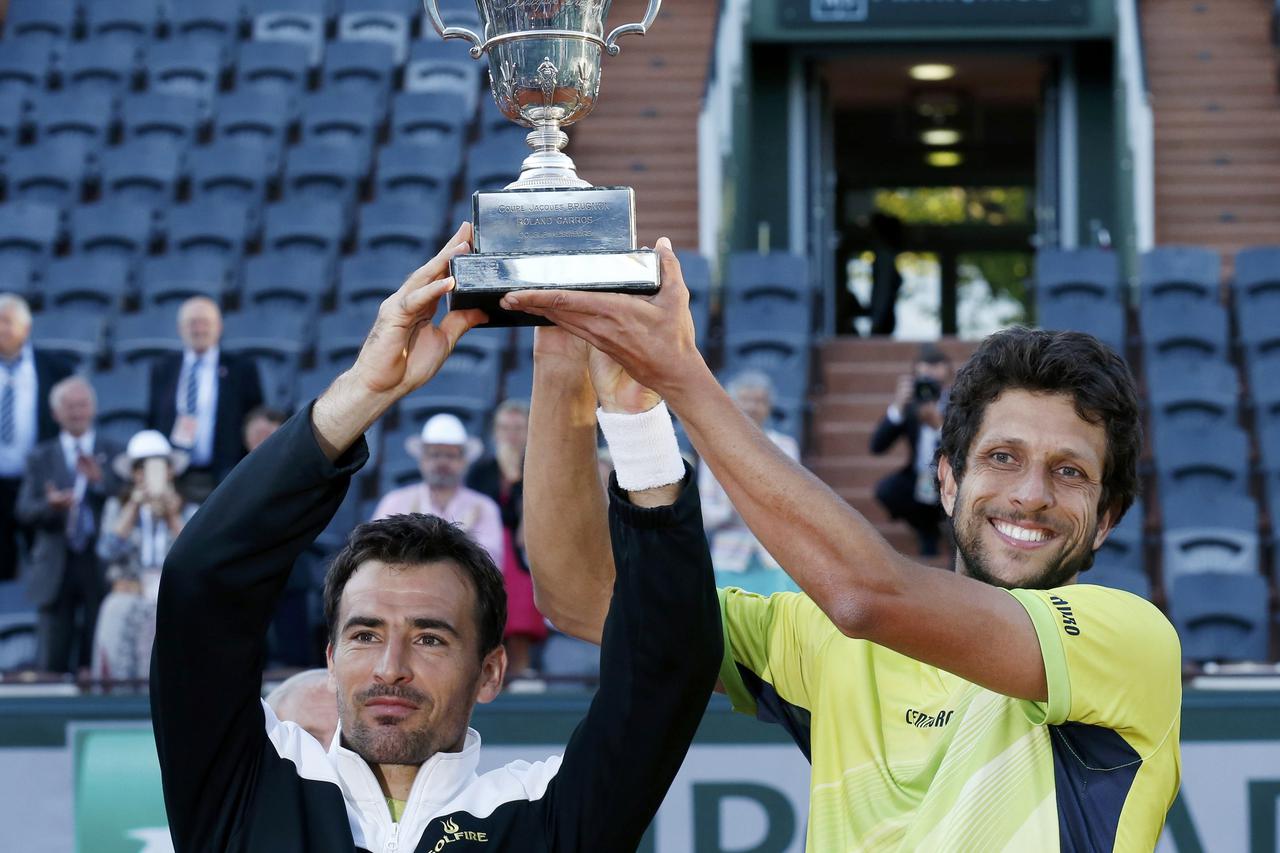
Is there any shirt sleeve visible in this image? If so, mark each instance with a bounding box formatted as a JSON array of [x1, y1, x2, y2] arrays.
[[1008, 585, 1182, 745]]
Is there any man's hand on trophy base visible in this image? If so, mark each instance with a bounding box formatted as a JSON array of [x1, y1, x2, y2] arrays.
[[500, 238, 702, 400], [350, 222, 488, 399]]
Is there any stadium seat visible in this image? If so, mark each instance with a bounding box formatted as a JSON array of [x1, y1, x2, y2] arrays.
[[399, 383, 492, 435], [283, 142, 367, 208], [251, 0, 329, 67], [43, 256, 132, 310], [378, 430, 423, 494], [294, 364, 341, 411], [390, 90, 472, 147], [338, 0, 414, 65], [1152, 424, 1250, 498], [322, 40, 397, 102], [99, 140, 184, 208], [1089, 503, 1150, 598], [299, 91, 384, 166], [30, 309, 107, 369], [317, 304, 380, 365], [0, 610, 38, 671], [139, 254, 233, 306], [242, 254, 330, 313], [0, 202, 61, 265], [1171, 572, 1270, 663], [63, 37, 140, 96], [0, 93, 24, 157], [375, 141, 459, 205], [1036, 249, 1124, 303], [0, 256, 37, 302], [1251, 360, 1280, 437], [311, 485, 364, 554], [1141, 295, 1229, 365], [31, 90, 116, 152], [263, 198, 347, 258], [188, 141, 275, 213], [677, 250, 713, 345], [70, 201, 155, 262], [170, 0, 247, 52], [1139, 246, 1221, 304], [1237, 302, 1280, 374], [357, 200, 445, 255], [466, 134, 527, 192], [4, 139, 90, 210], [1037, 293, 1127, 355], [0, 40, 53, 100], [338, 249, 417, 306], [167, 200, 253, 260], [114, 307, 183, 364], [223, 309, 312, 358], [1146, 359, 1238, 430], [4, 0, 77, 48], [1233, 245, 1280, 315], [235, 40, 312, 99], [722, 331, 811, 401], [724, 251, 813, 335], [404, 39, 481, 107], [214, 90, 296, 168], [91, 363, 153, 446], [144, 38, 223, 107], [85, 0, 162, 45], [477, 96, 518, 138], [121, 92, 205, 149]]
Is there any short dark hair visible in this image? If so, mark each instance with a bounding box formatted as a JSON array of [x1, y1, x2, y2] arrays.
[[323, 514, 507, 659], [938, 327, 1141, 524]]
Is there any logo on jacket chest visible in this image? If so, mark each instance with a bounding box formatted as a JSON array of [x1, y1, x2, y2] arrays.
[[429, 816, 489, 849]]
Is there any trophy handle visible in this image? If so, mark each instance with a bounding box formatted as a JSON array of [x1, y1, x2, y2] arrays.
[[603, 0, 663, 56], [421, 0, 485, 59]]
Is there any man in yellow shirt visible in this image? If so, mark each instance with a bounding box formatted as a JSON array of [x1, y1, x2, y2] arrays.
[[511, 241, 1181, 851]]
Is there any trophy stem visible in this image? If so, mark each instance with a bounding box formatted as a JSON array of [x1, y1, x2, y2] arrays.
[[507, 119, 591, 190]]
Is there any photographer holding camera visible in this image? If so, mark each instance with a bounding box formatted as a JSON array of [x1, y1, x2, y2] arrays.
[[871, 344, 953, 557]]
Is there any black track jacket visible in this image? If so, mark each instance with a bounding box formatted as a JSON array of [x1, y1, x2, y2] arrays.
[[150, 404, 722, 852]]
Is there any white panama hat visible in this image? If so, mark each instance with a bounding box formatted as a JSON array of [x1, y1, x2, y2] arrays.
[[112, 429, 190, 479], [403, 414, 482, 462]]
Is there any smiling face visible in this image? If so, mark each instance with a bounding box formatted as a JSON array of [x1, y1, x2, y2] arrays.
[[938, 389, 1114, 590], [326, 559, 504, 767]]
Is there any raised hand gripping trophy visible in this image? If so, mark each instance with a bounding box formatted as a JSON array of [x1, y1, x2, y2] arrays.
[[424, 0, 663, 326]]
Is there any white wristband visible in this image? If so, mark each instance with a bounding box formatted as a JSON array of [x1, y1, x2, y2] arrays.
[[596, 401, 685, 492]]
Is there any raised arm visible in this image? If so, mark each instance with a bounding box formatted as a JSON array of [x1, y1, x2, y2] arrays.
[[501, 241, 1049, 704]]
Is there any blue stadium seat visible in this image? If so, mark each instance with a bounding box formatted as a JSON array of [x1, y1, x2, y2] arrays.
[[63, 37, 140, 96], [316, 304, 379, 365], [223, 309, 312, 358], [0, 93, 24, 157], [0, 40, 53, 100], [322, 39, 397, 103], [1146, 359, 1238, 430], [91, 363, 152, 447], [167, 200, 253, 260], [375, 141, 459, 205], [724, 252, 813, 335], [114, 307, 183, 364], [404, 38, 481, 107], [31, 90, 116, 152], [242, 252, 330, 312], [1152, 424, 1250, 498], [120, 92, 204, 149], [263, 198, 347, 258], [1233, 246, 1280, 313], [338, 249, 416, 306], [0, 256, 37, 302], [1171, 572, 1270, 663], [294, 364, 341, 411], [251, 0, 329, 67], [1141, 295, 1229, 365], [677, 250, 713, 346], [170, 0, 247, 52], [188, 141, 275, 214], [139, 254, 233, 306], [214, 90, 296, 168], [1251, 360, 1280, 436], [338, 0, 414, 65], [378, 429, 423, 494], [1036, 248, 1123, 303], [99, 139, 183, 208], [235, 39, 312, 99], [1037, 294, 1127, 355], [1139, 246, 1221, 304], [722, 331, 811, 401], [4, 139, 90, 210], [4, 0, 77, 54], [144, 38, 223, 106], [0, 202, 61, 265], [466, 133, 527, 192], [43, 256, 132, 310], [85, 0, 162, 45], [299, 91, 383, 167], [477, 98, 516, 138], [399, 376, 493, 434], [390, 90, 471, 147], [357, 200, 444, 255], [70, 201, 154, 262], [1088, 503, 1148, 598], [283, 142, 367, 208], [30, 308, 107, 369]]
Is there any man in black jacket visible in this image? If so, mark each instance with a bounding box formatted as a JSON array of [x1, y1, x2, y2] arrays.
[[150, 224, 722, 853], [147, 296, 263, 501], [870, 343, 952, 556]]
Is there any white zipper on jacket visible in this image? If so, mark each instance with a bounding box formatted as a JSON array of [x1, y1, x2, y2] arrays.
[[386, 822, 399, 853]]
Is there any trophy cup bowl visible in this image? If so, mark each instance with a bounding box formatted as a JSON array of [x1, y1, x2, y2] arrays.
[[423, 0, 664, 325]]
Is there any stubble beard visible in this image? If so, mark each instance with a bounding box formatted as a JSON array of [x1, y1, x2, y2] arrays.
[[338, 688, 450, 766], [952, 495, 1096, 591]]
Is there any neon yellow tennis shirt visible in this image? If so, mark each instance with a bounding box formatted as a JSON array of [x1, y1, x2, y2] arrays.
[[718, 583, 1182, 852]]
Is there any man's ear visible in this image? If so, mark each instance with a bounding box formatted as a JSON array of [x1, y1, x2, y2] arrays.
[[937, 455, 958, 518], [475, 645, 507, 705], [1092, 504, 1117, 551]]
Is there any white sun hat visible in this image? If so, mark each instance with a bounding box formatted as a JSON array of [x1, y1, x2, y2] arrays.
[[112, 429, 190, 479]]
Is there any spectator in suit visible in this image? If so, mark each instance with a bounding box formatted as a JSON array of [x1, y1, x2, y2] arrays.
[[0, 294, 73, 581], [372, 414, 504, 563], [871, 343, 953, 556], [466, 399, 547, 677], [147, 297, 264, 503], [16, 377, 123, 674], [698, 370, 802, 595]]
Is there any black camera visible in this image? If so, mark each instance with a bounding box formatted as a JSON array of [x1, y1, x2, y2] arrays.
[[913, 377, 942, 405]]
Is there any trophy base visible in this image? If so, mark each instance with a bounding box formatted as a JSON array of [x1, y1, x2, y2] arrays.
[[448, 250, 660, 327]]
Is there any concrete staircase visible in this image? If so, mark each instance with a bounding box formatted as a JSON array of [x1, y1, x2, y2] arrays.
[[806, 338, 977, 558], [568, 0, 719, 250], [1142, 0, 1280, 263]]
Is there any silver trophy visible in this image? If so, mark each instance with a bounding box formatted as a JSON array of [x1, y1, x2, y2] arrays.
[[423, 0, 663, 325]]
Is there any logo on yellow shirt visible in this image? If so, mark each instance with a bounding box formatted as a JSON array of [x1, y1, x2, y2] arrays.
[[905, 708, 955, 728]]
